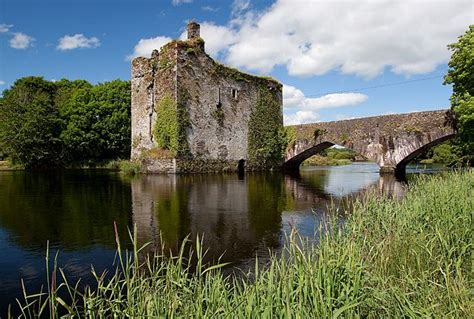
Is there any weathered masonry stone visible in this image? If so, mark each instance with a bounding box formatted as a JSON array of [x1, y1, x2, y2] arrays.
[[284, 110, 455, 174], [131, 22, 283, 173]]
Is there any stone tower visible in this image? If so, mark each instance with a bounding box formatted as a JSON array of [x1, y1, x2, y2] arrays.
[[131, 22, 283, 173]]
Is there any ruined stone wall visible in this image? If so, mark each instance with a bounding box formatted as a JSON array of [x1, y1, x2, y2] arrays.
[[131, 44, 177, 161], [176, 42, 282, 166], [131, 57, 155, 160]]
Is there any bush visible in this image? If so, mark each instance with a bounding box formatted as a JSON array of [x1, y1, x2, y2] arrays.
[[118, 160, 142, 175], [303, 155, 351, 166]]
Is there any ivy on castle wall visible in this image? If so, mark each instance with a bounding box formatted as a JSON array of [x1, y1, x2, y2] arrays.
[[153, 92, 190, 157], [284, 126, 297, 152], [176, 89, 190, 157], [247, 86, 285, 168], [153, 94, 179, 154]]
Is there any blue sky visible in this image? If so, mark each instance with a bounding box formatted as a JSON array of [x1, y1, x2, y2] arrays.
[[0, 0, 472, 124]]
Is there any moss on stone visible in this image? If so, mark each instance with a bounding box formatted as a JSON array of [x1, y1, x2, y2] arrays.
[[211, 108, 225, 126], [213, 62, 250, 82], [140, 147, 175, 160], [340, 133, 349, 143], [159, 45, 175, 70], [176, 159, 237, 173]]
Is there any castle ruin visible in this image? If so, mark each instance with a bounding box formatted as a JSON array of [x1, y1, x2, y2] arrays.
[[131, 21, 284, 173]]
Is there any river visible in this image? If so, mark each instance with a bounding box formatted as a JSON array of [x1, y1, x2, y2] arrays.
[[0, 162, 446, 313]]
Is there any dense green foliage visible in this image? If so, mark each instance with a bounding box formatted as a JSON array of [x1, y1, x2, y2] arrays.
[[445, 25, 474, 164], [283, 126, 296, 148], [248, 87, 286, 168], [0, 77, 131, 168], [0, 77, 62, 168], [418, 142, 461, 165], [59, 80, 131, 164], [15, 171, 473, 317], [152, 92, 190, 158], [176, 90, 191, 157], [303, 155, 351, 166], [107, 159, 142, 175], [303, 147, 356, 166], [153, 95, 179, 153], [323, 147, 357, 160]]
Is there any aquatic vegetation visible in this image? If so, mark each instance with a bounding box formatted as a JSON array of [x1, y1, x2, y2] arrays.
[[12, 170, 473, 318], [106, 160, 142, 175]]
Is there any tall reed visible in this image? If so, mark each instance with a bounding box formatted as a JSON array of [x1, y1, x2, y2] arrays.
[[12, 170, 473, 318]]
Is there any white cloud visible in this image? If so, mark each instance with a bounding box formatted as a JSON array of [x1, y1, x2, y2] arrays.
[[129, 0, 472, 78], [224, 0, 473, 78], [284, 110, 320, 125], [283, 84, 368, 110], [232, 0, 251, 16], [57, 34, 100, 50], [172, 0, 192, 5], [202, 6, 218, 12], [179, 22, 238, 57], [283, 84, 368, 125], [0, 24, 13, 33], [127, 36, 172, 60], [9, 32, 34, 49], [0, 80, 5, 85]]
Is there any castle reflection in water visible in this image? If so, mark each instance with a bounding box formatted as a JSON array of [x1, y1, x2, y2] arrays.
[[130, 163, 408, 264]]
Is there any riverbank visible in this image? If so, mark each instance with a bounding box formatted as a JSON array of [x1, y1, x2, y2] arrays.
[[11, 170, 474, 317], [0, 160, 23, 170], [302, 155, 352, 166]]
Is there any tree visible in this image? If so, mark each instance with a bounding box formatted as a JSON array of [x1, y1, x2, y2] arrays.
[[444, 25, 474, 165], [0, 77, 63, 168], [59, 80, 131, 164], [0, 77, 131, 167]]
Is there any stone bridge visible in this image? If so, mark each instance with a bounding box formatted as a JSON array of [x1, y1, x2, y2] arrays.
[[284, 110, 455, 174]]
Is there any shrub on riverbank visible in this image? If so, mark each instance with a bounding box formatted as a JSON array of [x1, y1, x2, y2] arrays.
[[303, 154, 352, 166], [107, 159, 142, 175], [14, 171, 473, 317]]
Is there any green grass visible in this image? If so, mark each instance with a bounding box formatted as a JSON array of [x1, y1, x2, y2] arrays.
[[419, 158, 435, 164], [303, 155, 352, 166], [11, 170, 474, 318], [106, 160, 142, 175], [0, 160, 24, 170]]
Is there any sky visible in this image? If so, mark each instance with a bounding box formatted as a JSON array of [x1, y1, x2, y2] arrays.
[[0, 0, 473, 124]]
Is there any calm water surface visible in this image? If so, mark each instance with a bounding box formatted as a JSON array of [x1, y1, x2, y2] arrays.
[[0, 162, 445, 313]]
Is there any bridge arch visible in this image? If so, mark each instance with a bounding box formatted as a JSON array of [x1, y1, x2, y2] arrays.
[[283, 141, 335, 170], [394, 133, 456, 173]]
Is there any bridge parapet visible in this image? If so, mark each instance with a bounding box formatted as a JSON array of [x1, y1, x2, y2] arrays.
[[285, 110, 455, 174]]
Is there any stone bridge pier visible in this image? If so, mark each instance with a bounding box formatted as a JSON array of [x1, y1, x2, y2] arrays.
[[284, 110, 455, 175]]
